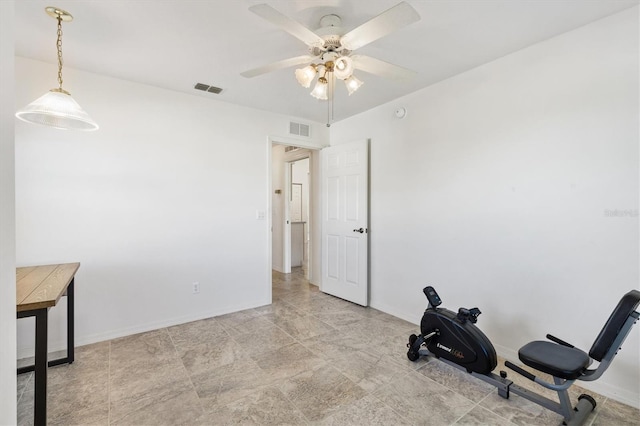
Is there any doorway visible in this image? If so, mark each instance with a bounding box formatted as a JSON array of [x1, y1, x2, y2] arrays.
[[270, 143, 318, 282]]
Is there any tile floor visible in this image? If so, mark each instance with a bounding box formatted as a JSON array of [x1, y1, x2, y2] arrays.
[[17, 268, 640, 425]]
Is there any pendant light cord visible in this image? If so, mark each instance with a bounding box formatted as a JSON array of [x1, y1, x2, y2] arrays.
[[56, 15, 64, 91]]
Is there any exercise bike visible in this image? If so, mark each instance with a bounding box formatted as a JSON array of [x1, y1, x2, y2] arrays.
[[406, 286, 640, 425]]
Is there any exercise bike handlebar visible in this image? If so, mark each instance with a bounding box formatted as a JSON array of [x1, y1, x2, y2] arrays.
[[505, 360, 536, 381], [505, 360, 576, 392], [546, 334, 575, 348]]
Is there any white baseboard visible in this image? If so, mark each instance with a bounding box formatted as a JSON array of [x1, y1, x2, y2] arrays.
[[370, 298, 419, 326], [17, 298, 270, 360]]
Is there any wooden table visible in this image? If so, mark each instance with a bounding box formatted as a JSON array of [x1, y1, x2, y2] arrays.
[[17, 262, 80, 426]]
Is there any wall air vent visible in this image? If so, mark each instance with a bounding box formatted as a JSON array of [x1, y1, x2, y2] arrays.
[[284, 146, 300, 153], [289, 121, 310, 138], [194, 83, 223, 94]]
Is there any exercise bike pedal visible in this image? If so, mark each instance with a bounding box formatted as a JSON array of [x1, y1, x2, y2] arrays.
[[406, 334, 424, 361], [408, 334, 418, 347]]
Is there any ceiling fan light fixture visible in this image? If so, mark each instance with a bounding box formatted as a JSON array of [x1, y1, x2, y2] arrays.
[[333, 56, 354, 80], [310, 76, 329, 100], [344, 74, 363, 95], [295, 64, 317, 88], [15, 6, 98, 131]]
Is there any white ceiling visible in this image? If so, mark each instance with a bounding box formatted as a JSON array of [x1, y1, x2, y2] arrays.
[[15, 0, 639, 125]]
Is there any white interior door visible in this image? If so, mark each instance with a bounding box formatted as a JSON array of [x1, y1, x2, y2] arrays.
[[321, 140, 369, 306]]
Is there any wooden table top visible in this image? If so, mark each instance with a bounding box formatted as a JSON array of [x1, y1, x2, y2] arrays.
[[16, 263, 80, 312]]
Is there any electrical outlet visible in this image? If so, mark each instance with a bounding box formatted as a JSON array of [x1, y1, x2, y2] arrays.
[[192, 282, 200, 294]]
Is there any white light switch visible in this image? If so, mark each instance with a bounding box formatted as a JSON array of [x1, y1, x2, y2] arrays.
[[256, 210, 266, 220]]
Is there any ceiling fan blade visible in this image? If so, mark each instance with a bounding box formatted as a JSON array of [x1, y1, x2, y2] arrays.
[[241, 55, 315, 78], [340, 2, 420, 51], [351, 55, 416, 81], [249, 3, 325, 48]]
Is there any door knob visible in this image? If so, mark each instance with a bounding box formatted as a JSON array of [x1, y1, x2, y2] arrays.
[[353, 228, 365, 234]]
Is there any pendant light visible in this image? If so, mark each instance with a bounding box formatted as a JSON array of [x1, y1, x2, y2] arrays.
[[16, 7, 98, 131]]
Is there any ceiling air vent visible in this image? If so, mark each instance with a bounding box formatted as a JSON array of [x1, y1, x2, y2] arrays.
[[194, 83, 223, 94], [289, 121, 310, 138]]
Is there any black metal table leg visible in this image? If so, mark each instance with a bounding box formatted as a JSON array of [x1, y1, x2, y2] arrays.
[[47, 279, 74, 367], [34, 308, 48, 426], [66, 278, 74, 364]]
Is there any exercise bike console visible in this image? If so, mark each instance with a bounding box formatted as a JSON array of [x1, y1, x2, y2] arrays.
[[423, 286, 442, 308]]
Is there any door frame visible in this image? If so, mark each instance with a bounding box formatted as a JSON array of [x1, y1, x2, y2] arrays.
[[267, 136, 321, 294]]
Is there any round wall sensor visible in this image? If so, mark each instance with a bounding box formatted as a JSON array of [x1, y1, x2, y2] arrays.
[[395, 107, 407, 119]]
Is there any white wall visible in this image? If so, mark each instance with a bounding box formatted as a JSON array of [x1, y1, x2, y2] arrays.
[[15, 57, 328, 357], [0, 1, 17, 423], [330, 7, 639, 406]]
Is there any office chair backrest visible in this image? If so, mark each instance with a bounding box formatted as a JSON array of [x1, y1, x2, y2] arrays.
[[589, 290, 640, 362]]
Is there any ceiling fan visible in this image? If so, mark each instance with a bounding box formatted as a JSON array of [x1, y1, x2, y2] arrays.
[[241, 2, 421, 99]]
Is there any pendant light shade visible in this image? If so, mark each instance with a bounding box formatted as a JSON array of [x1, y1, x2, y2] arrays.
[[15, 7, 98, 131], [16, 89, 99, 131]]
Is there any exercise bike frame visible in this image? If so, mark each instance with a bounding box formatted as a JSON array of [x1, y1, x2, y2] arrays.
[[407, 287, 640, 425]]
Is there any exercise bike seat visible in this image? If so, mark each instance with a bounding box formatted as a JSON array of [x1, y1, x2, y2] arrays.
[[518, 341, 590, 380], [518, 289, 640, 381]]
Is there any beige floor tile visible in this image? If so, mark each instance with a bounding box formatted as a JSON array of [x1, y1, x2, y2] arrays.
[[415, 356, 495, 402], [299, 328, 371, 361], [454, 404, 514, 425], [16, 372, 32, 403], [110, 379, 203, 426], [310, 310, 367, 329], [268, 312, 336, 340], [251, 342, 327, 381], [201, 386, 308, 425], [47, 341, 110, 387], [19, 372, 110, 426], [278, 364, 368, 422], [217, 313, 280, 336], [591, 398, 640, 426], [109, 329, 177, 367], [17, 396, 34, 426], [330, 349, 414, 393], [316, 393, 413, 425], [480, 391, 565, 425], [192, 357, 274, 410], [167, 317, 229, 349], [372, 371, 476, 426], [252, 299, 306, 319], [177, 335, 249, 376], [231, 322, 297, 353]]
